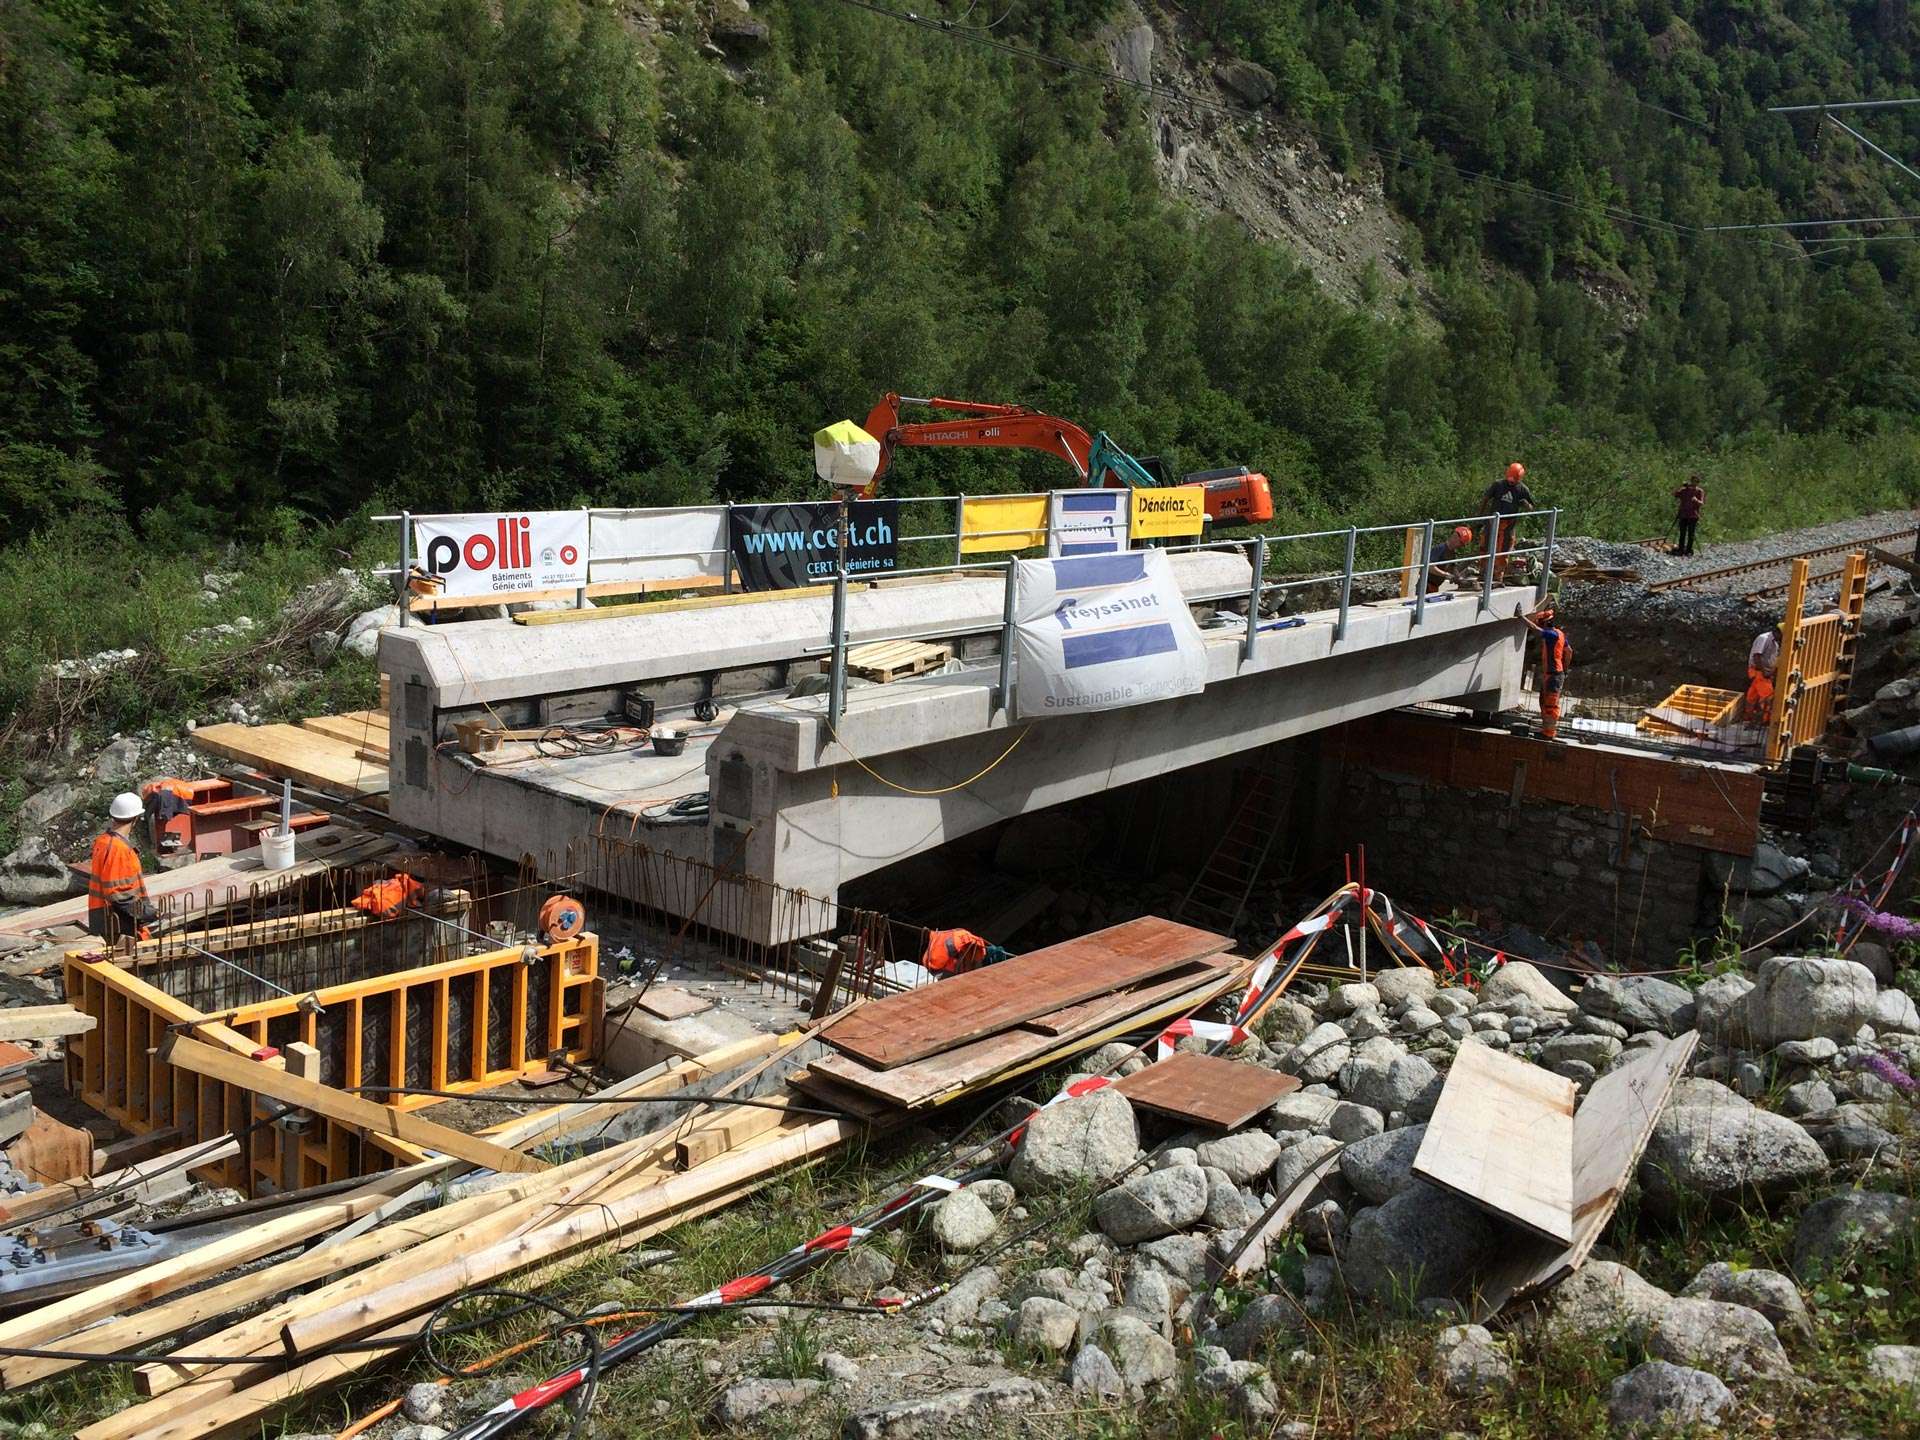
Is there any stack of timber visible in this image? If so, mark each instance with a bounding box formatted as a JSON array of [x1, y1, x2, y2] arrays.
[[794, 917, 1252, 1117], [190, 706, 391, 808], [0, 1032, 853, 1440]]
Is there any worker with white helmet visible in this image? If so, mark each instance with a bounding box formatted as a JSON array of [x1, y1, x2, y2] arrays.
[[87, 792, 154, 943]]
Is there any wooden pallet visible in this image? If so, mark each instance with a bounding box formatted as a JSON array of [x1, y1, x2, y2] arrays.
[[842, 639, 953, 683], [192, 717, 390, 803]]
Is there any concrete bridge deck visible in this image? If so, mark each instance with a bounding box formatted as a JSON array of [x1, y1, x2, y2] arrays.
[[382, 553, 1535, 942]]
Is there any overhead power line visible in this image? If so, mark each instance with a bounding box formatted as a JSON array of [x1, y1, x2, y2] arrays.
[[1769, 97, 1920, 114], [1823, 115, 1920, 187]]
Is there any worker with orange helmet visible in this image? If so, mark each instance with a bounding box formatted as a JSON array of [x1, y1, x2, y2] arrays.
[[1516, 603, 1572, 741], [1426, 525, 1477, 593], [1480, 462, 1535, 581]]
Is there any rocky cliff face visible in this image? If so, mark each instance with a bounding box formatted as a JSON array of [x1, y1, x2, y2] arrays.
[[1097, 3, 1428, 317]]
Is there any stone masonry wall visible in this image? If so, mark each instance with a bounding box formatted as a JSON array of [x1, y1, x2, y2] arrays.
[[1321, 761, 1707, 968]]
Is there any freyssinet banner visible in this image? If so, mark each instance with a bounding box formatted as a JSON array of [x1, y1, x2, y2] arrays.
[[727, 500, 900, 591], [1047, 489, 1126, 557], [1011, 548, 1208, 720], [413, 511, 588, 598]]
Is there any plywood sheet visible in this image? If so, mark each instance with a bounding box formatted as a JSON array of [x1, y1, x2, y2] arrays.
[[822, 916, 1232, 1069], [809, 967, 1241, 1110], [1471, 1031, 1697, 1319], [1413, 1040, 1577, 1245], [1113, 1051, 1301, 1130], [299, 712, 390, 756], [635, 986, 712, 1021], [1020, 960, 1229, 1036], [191, 723, 390, 800]]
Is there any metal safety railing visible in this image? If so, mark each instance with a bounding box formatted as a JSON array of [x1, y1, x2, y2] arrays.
[[810, 508, 1558, 730]]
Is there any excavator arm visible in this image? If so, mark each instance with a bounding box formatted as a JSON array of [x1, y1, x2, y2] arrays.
[[855, 393, 1273, 525], [859, 394, 1095, 495]]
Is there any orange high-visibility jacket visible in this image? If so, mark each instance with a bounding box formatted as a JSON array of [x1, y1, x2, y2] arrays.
[[924, 928, 989, 975], [87, 830, 148, 938], [350, 874, 426, 919]]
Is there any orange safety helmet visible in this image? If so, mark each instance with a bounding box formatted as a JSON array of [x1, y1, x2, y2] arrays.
[[1505, 462, 1526, 481], [1451, 526, 1473, 547]]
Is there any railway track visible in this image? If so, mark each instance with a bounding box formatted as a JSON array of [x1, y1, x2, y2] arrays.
[[1644, 528, 1917, 596]]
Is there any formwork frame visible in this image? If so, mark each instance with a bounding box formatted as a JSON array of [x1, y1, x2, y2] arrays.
[[65, 935, 597, 1194]]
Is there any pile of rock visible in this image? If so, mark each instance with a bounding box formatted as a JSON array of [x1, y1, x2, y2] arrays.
[[890, 952, 1918, 1423]]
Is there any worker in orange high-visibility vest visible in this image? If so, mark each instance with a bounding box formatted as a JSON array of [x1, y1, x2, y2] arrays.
[[88, 792, 155, 943], [1516, 603, 1572, 741]]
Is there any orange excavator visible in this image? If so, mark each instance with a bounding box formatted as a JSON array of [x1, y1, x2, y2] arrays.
[[858, 394, 1274, 526]]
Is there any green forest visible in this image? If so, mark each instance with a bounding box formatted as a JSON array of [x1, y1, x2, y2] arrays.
[[5, 0, 1920, 556]]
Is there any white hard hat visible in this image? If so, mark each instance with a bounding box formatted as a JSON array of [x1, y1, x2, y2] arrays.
[[110, 792, 143, 821]]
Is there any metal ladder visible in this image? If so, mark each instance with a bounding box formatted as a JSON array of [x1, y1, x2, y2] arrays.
[[1175, 751, 1292, 937], [1830, 550, 1871, 712]]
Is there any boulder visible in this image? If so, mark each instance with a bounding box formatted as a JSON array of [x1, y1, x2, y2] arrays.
[[1538, 1033, 1623, 1071], [1779, 1080, 1837, 1118], [1772, 1037, 1840, 1067], [1805, 1104, 1899, 1162], [1538, 1261, 1673, 1345], [1085, 1041, 1149, 1078], [1092, 1165, 1208, 1245], [1201, 1167, 1259, 1229], [1282, 1023, 1352, 1083], [1011, 1297, 1079, 1354], [1692, 974, 1756, 1038], [1338, 1124, 1427, 1205], [1607, 1361, 1733, 1434], [829, 1246, 895, 1295], [1067, 1344, 1124, 1398], [714, 1378, 824, 1425], [1477, 961, 1575, 1016], [1680, 1264, 1812, 1343], [1300, 1199, 1347, 1255], [1340, 1040, 1441, 1117], [341, 605, 399, 658], [1328, 982, 1381, 1015], [1373, 967, 1438, 1008], [1578, 974, 1696, 1035], [1792, 1189, 1915, 1277], [1329, 1101, 1385, 1142], [1429, 989, 1475, 1018], [1008, 1088, 1140, 1193], [1342, 1184, 1505, 1302], [1638, 1101, 1828, 1212], [921, 1266, 1000, 1324], [1849, 941, 1896, 988], [1735, 957, 1880, 1046], [1195, 1130, 1282, 1186], [1268, 1091, 1340, 1134], [1213, 58, 1276, 105], [1867, 1344, 1920, 1392], [1108, 21, 1153, 89], [1135, 1234, 1211, 1289], [17, 783, 76, 833], [1875, 988, 1920, 1036], [1195, 1359, 1278, 1420], [91, 735, 143, 781], [710, 14, 771, 56], [1432, 1323, 1511, 1397], [1270, 1135, 1347, 1210], [1218, 1294, 1303, 1359], [929, 1187, 999, 1253], [1094, 1312, 1177, 1393], [0, 837, 81, 906], [1647, 1298, 1793, 1382], [843, 1380, 1046, 1439]]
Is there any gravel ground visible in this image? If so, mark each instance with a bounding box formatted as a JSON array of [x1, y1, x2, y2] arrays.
[[1657, 508, 1918, 581]]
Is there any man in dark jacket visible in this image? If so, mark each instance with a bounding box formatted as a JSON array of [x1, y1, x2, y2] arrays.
[[1672, 475, 1704, 556], [1481, 462, 1535, 580]]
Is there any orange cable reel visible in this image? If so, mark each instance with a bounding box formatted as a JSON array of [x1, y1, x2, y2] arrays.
[[538, 893, 587, 943]]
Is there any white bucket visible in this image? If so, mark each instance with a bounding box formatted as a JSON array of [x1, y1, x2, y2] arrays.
[[259, 828, 296, 871]]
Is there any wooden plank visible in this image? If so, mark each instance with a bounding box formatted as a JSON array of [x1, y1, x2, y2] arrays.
[[1113, 1051, 1301, 1130], [190, 723, 389, 799], [674, 1099, 790, 1169], [1020, 960, 1232, 1036], [281, 1118, 859, 1358], [810, 967, 1242, 1110], [161, 1034, 542, 1174], [634, 985, 712, 1021], [0, 1180, 404, 1356], [299, 713, 390, 753], [822, 916, 1232, 1069], [1471, 1031, 1697, 1319], [1224, 1143, 1346, 1283], [0, 1004, 97, 1040], [516, 582, 831, 626], [1412, 1040, 1577, 1245]]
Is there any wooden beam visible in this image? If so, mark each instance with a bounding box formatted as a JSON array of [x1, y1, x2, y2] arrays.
[[514, 581, 831, 626], [674, 1099, 790, 1169], [282, 1118, 859, 1356], [160, 1034, 543, 1175], [0, 1005, 96, 1041]]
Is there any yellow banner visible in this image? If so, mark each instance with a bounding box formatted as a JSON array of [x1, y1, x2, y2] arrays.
[[1128, 487, 1205, 540], [959, 493, 1049, 553]]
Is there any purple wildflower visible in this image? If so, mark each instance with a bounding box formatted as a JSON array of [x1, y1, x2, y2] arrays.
[[1863, 1050, 1918, 1094]]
